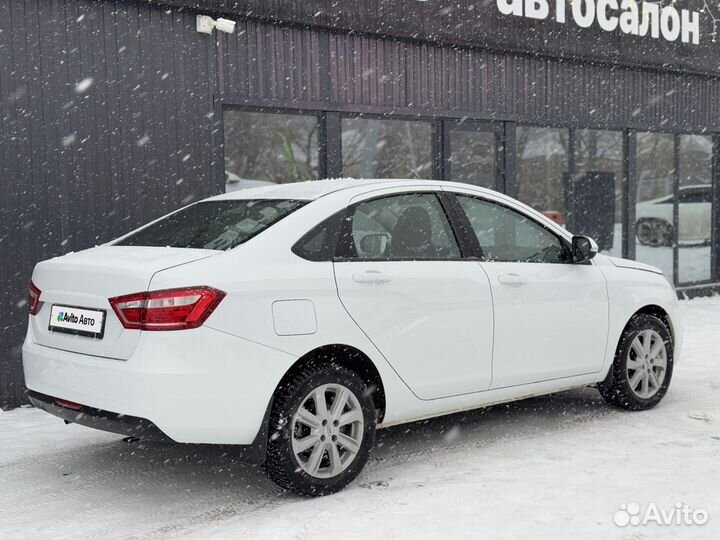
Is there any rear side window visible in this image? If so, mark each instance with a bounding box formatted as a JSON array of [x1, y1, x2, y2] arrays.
[[116, 200, 305, 251], [292, 211, 346, 262]]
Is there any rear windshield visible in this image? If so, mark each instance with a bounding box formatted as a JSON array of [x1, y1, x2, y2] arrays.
[[115, 199, 306, 250]]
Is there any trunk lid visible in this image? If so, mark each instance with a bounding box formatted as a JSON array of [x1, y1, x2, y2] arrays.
[[30, 245, 216, 360]]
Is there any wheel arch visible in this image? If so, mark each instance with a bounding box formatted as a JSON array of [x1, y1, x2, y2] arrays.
[[611, 304, 676, 368], [629, 304, 674, 344], [273, 344, 387, 423]]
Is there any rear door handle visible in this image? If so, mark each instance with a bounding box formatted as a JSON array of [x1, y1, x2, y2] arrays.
[[352, 270, 393, 284], [497, 273, 527, 286]]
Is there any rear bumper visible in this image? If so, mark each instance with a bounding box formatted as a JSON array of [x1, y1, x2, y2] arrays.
[[27, 390, 171, 442], [22, 325, 297, 447], [26, 389, 274, 464]]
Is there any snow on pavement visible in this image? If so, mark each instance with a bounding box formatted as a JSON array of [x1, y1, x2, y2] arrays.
[[1, 298, 719, 540]]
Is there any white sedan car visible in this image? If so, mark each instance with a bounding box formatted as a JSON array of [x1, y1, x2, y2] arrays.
[[23, 179, 681, 496]]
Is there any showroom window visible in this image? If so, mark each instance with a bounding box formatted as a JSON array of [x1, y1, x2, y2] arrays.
[[635, 131, 675, 279], [446, 127, 497, 188], [573, 129, 623, 257], [223, 110, 319, 188], [342, 117, 432, 179], [515, 127, 569, 221], [678, 134, 713, 284]]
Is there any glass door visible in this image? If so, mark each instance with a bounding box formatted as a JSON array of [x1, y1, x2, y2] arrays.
[[634, 131, 715, 286], [443, 121, 504, 191]]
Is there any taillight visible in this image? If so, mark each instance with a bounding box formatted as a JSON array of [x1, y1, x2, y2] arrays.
[[109, 286, 226, 331], [28, 281, 42, 315]]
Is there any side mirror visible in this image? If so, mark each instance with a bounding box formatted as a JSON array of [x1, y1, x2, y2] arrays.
[[359, 233, 390, 257], [571, 235, 598, 263]]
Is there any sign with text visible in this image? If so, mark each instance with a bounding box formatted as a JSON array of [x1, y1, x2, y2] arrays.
[[497, 0, 704, 45]]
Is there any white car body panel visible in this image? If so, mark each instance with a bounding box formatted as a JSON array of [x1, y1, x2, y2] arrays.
[[334, 259, 494, 399], [480, 260, 609, 388], [23, 179, 682, 446]]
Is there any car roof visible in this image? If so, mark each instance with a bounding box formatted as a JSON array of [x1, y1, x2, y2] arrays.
[[206, 178, 498, 202], [200, 178, 572, 243]]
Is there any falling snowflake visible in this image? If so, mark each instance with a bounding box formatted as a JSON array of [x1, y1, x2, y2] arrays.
[[74, 77, 94, 93]]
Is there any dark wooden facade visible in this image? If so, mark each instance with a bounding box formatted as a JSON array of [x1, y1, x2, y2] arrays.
[[1, 0, 719, 407]]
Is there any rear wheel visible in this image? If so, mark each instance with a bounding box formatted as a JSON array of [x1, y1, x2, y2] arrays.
[[264, 363, 376, 496], [598, 313, 673, 410]]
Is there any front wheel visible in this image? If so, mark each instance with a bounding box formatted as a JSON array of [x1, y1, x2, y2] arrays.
[[598, 313, 673, 410], [635, 218, 672, 247], [264, 363, 376, 496]]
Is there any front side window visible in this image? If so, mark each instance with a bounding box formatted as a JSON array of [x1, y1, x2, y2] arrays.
[[116, 200, 305, 251], [456, 195, 568, 263], [338, 193, 460, 260], [678, 187, 711, 204]]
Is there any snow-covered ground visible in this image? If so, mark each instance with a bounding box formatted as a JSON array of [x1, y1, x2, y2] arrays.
[[1, 298, 719, 540]]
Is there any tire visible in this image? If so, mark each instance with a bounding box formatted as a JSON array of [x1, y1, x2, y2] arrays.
[[598, 313, 673, 411], [635, 218, 672, 247], [264, 362, 376, 496]]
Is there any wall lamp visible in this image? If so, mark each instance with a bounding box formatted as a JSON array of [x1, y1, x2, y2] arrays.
[[196, 15, 236, 35]]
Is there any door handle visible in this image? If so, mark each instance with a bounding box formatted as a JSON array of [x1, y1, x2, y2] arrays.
[[497, 273, 527, 286], [352, 270, 393, 284]]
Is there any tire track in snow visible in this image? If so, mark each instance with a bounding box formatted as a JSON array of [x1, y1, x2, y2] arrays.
[[0, 439, 276, 540], [135, 489, 292, 540], [0, 390, 618, 540]]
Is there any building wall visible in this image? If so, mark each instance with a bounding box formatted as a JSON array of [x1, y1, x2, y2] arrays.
[[153, 0, 720, 76], [0, 0, 220, 406], [1, 0, 719, 406]]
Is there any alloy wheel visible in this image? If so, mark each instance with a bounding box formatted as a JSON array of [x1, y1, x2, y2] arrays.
[[626, 329, 668, 399], [291, 383, 365, 478]]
